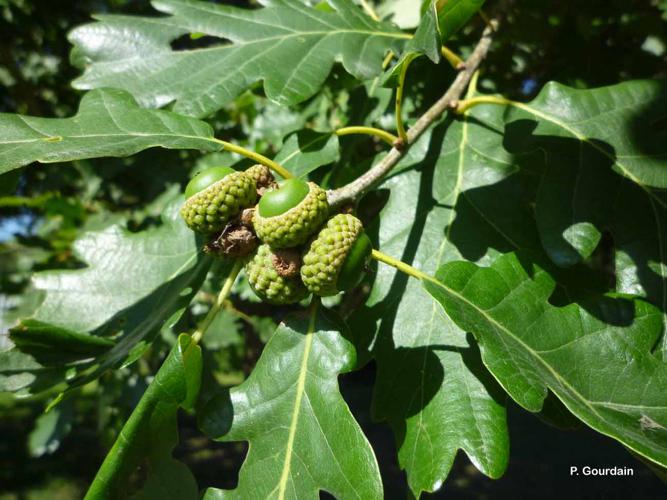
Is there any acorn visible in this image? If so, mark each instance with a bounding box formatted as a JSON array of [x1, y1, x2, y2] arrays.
[[252, 178, 329, 249], [245, 244, 309, 305], [301, 214, 373, 296], [180, 166, 257, 234]]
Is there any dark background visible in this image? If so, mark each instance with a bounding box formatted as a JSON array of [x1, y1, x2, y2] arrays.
[[1, 1, 666, 498]]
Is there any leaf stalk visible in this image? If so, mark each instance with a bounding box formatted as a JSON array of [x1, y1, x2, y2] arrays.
[[335, 126, 398, 146], [371, 249, 439, 286], [441, 45, 465, 69], [382, 51, 395, 69], [395, 57, 413, 143], [192, 259, 243, 344], [455, 95, 512, 114], [214, 139, 293, 179]]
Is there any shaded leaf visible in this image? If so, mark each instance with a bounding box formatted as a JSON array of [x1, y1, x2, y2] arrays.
[[86, 334, 202, 500], [200, 306, 382, 499], [28, 400, 75, 458], [0, 88, 218, 175], [10, 319, 114, 365], [0, 199, 211, 393], [202, 311, 243, 350], [485, 80, 667, 355], [500, 80, 667, 191], [382, 1, 440, 88], [0, 349, 67, 394], [357, 99, 529, 495], [424, 252, 667, 469], [408, 0, 441, 63], [273, 129, 340, 178], [69, 0, 409, 117]]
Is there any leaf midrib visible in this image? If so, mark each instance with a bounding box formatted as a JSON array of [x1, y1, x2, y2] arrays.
[[276, 308, 317, 500]]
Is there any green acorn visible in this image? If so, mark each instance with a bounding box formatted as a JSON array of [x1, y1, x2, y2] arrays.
[[245, 244, 309, 304], [180, 166, 257, 234], [253, 178, 329, 249], [301, 213, 373, 296]]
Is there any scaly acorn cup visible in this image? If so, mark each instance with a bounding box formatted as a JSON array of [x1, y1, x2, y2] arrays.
[[244, 164, 277, 194], [245, 244, 309, 305], [301, 213, 373, 296], [253, 178, 329, 248], [180, 166, 257, 234]]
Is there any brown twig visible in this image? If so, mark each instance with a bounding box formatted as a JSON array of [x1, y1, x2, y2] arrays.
[[327, 19, 499, 208]]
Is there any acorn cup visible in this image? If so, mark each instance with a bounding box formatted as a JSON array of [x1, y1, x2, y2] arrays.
[[301, 213, 373, 296], [180, 166, 257, 234], [252, 178, 329, 249], [244, 164, 278, 195], [245, 244, 309, 305]]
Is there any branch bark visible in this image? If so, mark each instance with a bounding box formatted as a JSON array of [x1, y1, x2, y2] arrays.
[[327, 18, 499, 208]]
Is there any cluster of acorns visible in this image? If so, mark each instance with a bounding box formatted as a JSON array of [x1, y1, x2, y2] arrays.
[[180, 165, 373, 304]]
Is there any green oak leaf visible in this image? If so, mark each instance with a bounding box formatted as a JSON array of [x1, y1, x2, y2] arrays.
[[0, 199, 211, 394], [10, 319, 114, 365], [407, 0, 441, 62], [69, 0, 409, 118], [86, 334, 202, 500], [273, 129, 340, 178], [0, 349, 68, 395], [356, 98, 542, 495], [361, 86, 612, 495], [0, 88, 218, 175], [497, 80, 667, 190], [483, 80, 667, 355], [426, 0, 486, 41], [423, 252, 667, 469], [382, 0, 440, 87], [200, 306, 383, 499]]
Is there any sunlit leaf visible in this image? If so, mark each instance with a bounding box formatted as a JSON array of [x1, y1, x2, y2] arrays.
[[424, 252, 667, 469], [481, 80, 667, 355], [69, 0, 409, 117], [0, 89, 218, 175], [430, 0, 486, 41], [200, 306, 383, 499]]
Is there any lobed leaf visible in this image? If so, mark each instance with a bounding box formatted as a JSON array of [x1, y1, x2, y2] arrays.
[[69, 0, 409, 118], [0, 88, 218, 176], [424, 252, 667, 468], [480, 80, 667, 356], [359, 83, 619, 494], [499, 80, 667, 190], [355, 98, 536, 495], [86, 334, 202, 500], [200, 306, 383, 499], [0, 199, 211, 394]]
